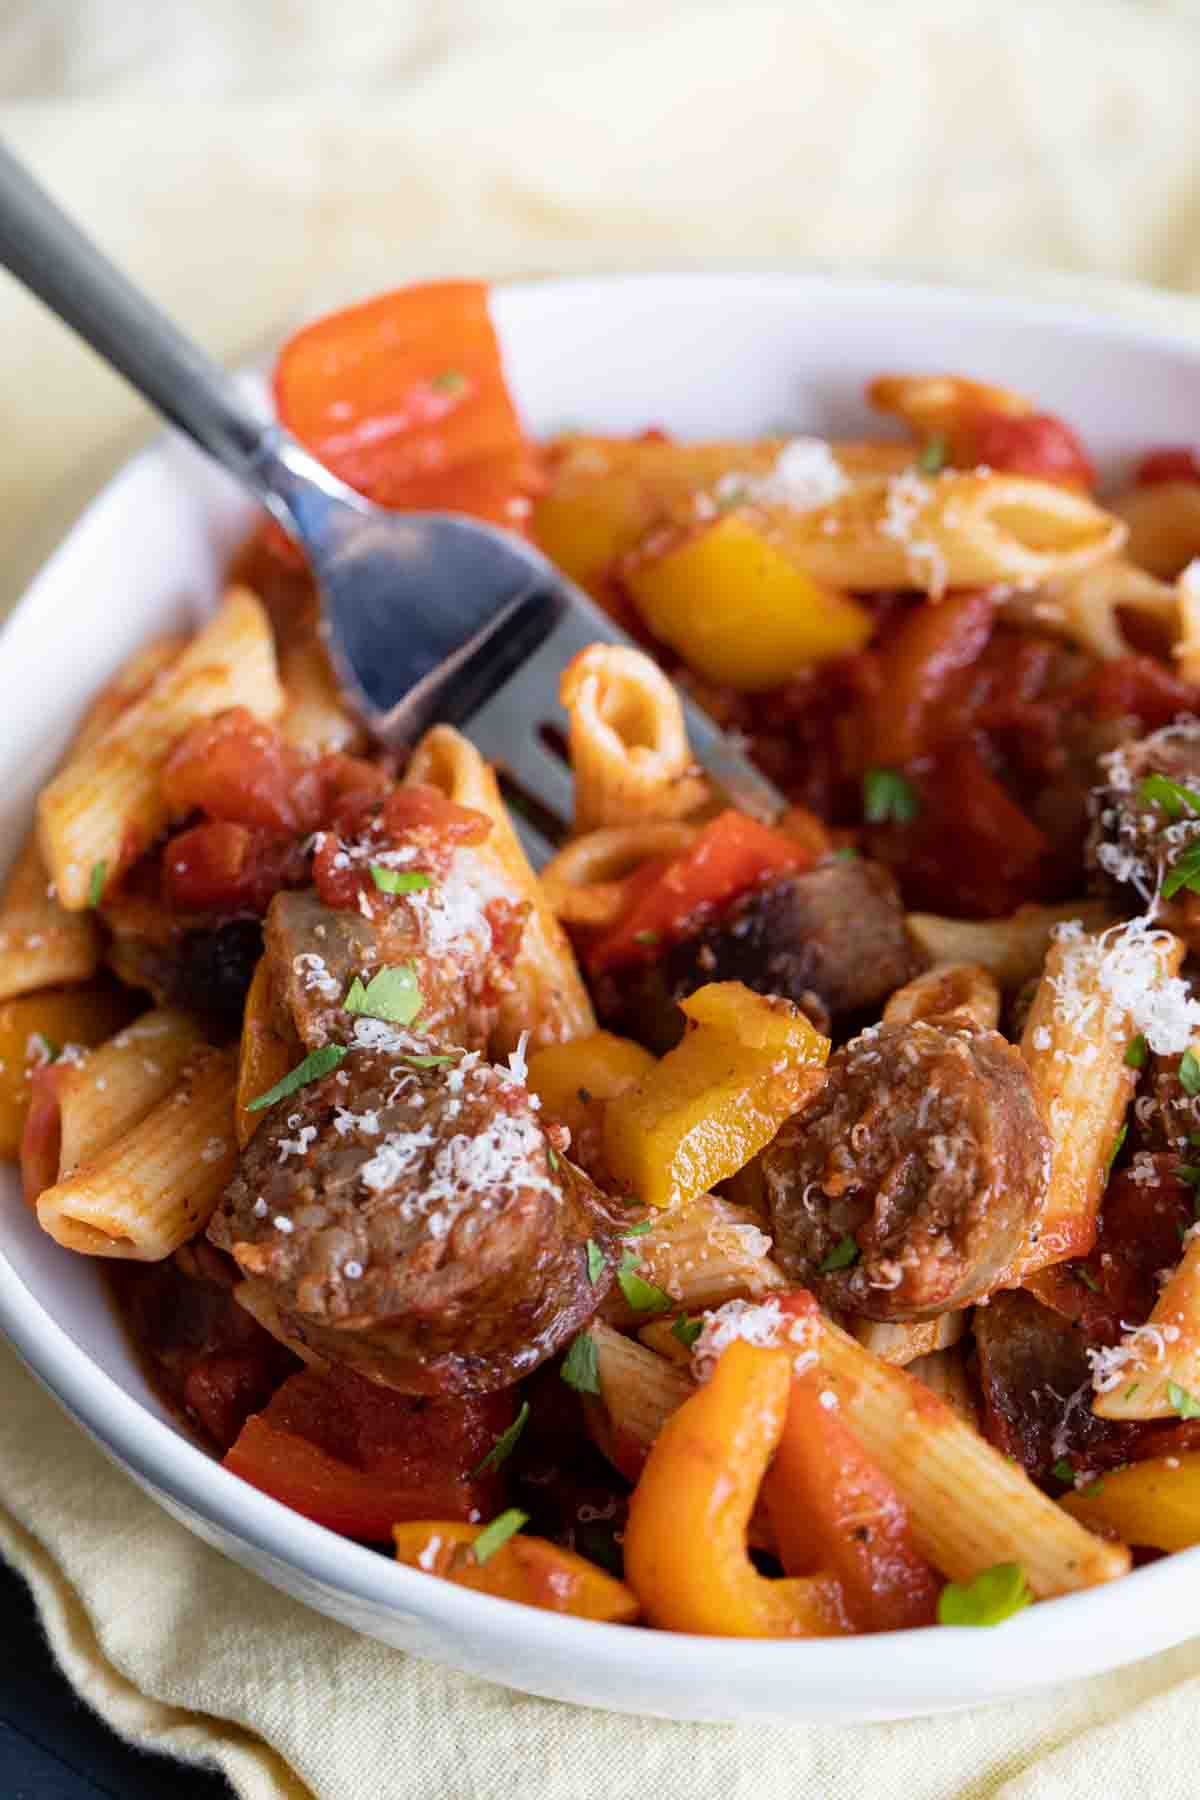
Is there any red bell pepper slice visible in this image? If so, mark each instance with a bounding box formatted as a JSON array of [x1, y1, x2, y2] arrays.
[[1134, 446, 1200, 487], [223, 1366, 509, 1541], [586, 809, 808, 975], [966, 411, 1094, 489], [273, 281, 539, 528]]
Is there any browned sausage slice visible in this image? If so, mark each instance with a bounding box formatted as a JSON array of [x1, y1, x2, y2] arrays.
[[762, 1019, 1050, 1318]]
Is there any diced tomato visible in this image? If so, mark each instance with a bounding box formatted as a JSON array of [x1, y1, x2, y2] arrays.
[[273, 281, 540, 529], [313, 781, 493, 912], [223, 1366, 510, 1541], [163, 709, 324, 834], [858, 590, 995, 767], [163, 820, 308, 914], [967, 410, 1094, 488], [1077, 653, 1200, 730], [1135, 446, 1200, 487], [586, 809, 809, 974]]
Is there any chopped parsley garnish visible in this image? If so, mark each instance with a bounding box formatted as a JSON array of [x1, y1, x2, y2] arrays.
[[1077, 1267, 1100, 1293], [399, 1051, 457, 1069], [1126, 1383, 1141, 1399], [1051, 1457, 1074, 1484], [863, 766, 919, 826], [369, 864, 434, 895], [623, 1219, 654, 1236], [1168, 1379, 1200, 1419], [918, 433, 948, 475], [431, 368, 468, 395], [1137, 772, 1200, 819], [616, 1248, 672, 1314], [1104, 1124, 1127, 1180], [1163, 843, 1200, 901], [560, 1330, 600, 1395], [32, 1034, 60, 1064], [633, 930, 661, 946], [246, 1044, 347, 1111], [471, 1401, 530, 1477], [344, 963, 422, 1027], [672, 1313, 702, 1349], [832, 845, 859, 861], [585, 1239, 606, 1285], [547, 1145, 559, 1171], [1176, 1164, 1200, 1188], [1124, 1033, 1148, 1070], [1181, 1049, 1200, 1096], [86, 860, 106, 908], [1080, 1478, 1105, 1499], [818, 1234, 860, 1273], [472, 1507, 529, 1565], [937, 1562, 1032, 1628]]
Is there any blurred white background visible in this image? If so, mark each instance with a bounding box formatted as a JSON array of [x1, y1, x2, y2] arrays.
[[3, 0, 1200, 608]]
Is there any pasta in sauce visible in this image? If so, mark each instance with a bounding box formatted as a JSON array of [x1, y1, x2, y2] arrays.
[[13, 279, 1200, 1633]]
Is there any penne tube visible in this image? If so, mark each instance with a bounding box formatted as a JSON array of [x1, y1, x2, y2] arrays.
[[235, 955, 299, 1148], [21, 1006, 204, 1204], [278, 632, 366, 755], [906, 900, 1113, 991], [1011, 924, 1183, 1281], [559, 645, 708, 833], [605, 1193, 786, 1326], [1006, 558, 1178, 661], [72, 635, 189, 756], [848, 1312, 965, 1367], [36, 1048, 238, 1260], [1113, 479, 1200, 581], [587, 1320, 695, 1479], [868, 373, 1032, 459], [882, 962, 1000, 1031], [404, 725, 595, 1051], [0, 837, 99, 1003], [906, 1346, 978, 1429], [1173, 560, 1200, 687], [813, 1316, 1129, 1595], [38, 588, 285, 910], [0, 983, 138, 1160], [538, 822, 698, 928], [1092, 1230, 1200, 1421]]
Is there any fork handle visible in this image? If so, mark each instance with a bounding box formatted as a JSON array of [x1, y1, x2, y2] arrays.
[[0, 137, 335, 519]]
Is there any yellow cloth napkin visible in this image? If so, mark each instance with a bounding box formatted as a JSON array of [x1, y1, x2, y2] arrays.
[[6, 5, 1200, 1794]]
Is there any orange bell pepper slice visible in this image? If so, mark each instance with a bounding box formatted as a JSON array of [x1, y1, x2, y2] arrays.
[[763, 1366, 940, 1633], [623, 1338, 850, 1637], [393, 1521, 639, 1622], [587, 809, 809, 975], [274, 280, 539, 528]]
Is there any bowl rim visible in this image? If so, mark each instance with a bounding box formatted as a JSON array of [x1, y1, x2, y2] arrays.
[[3, 265, 1199, 1685]]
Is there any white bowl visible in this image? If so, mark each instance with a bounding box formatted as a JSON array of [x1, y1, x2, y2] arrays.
[[3, 272, 1200, 1723]]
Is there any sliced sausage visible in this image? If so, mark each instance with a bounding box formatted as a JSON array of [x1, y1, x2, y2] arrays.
[[209, 1041, 627, 1396], [1087, 719, 1200, 906], [761, 1020, 1049, 1318], [595, 856, 922, 1053]]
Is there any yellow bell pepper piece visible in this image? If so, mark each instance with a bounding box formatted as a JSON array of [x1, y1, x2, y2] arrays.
[[623, 511, 873, 691], [623, 1338, 849, 1636], [1059, 1453, 1200, 1551], [0, 983, 137, 1159], [602, 981, 829, 1211], [526, 1030, 656, 1143], [393, 1520, 639, 1622]]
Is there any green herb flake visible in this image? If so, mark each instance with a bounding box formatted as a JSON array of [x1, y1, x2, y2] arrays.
[[560, 1330, 600, 1395], [1177, 1165, 1200, 1188], [431, 368, 468, 395], [633, 930, 661, 946], [672, 1313, 703, 1349], [400, 1051, 457, 1069], [343, 962, 422, 1027], [1104, 1124, 1127, 1180], [1137, 772, 1200, 819], [369, 864, 433, 895], [623, 1219, 654, 1236], [1162, 844, 1200, 901], [832, 845, 860, 861], [937, 1562, 1032, 1628], [862, 766, 920, 826], [1080, 1478, 1105, 1499], [32, 1034, 60, 1065], [1181, 1050, 1200, 1096], [472, 1507, 529, 1566], [918, 433, 948, 476], [1051, 1457, 1074, 1484], [547, 1145, 560, 1171], [1124, 1033, 1148, 1070], [1126, 1383, 1141, 1400], [585, 1239, 606, 1285], [471, 1401, 531, 1477], [86, 860, 107, 908], [819, 1233, 860, 1273], [1168, 1379, 1200, 1420], [246, 1044, 347, 1112], [1077, 1267, 1101, 1293], [616, 1249, 672, 1315]]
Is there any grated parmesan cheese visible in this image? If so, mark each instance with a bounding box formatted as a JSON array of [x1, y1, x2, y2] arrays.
[[690, 1297, 814, 1384], [1050, 916, 1200, 1055], [748, 437, 847, 511]]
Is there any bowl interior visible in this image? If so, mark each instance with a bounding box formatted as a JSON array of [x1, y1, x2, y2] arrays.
[[4, 271, 1200, 1718]]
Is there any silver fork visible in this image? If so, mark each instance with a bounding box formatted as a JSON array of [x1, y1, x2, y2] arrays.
[[0, 141, 782, 865]]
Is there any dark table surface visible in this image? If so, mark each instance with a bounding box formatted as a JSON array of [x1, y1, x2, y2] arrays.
[[0, 1556, 235, 1799]]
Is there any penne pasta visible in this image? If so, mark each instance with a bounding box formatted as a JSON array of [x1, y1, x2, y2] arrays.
[[1091, 1229, 1200, 1422], [1173, 559, 1200, 687], [21, 1006, 204, 1204], [278, 632, 367, 755], [604, 1193, 786, 1326], [848, 1312, 965, 1367], [906, 1346, 979, 1429], [587, 1320, 695, 1479], [38, 588, 285, 910], [867, 373, 1032, 458], [0, 837, 100, 1003], [1012, 924, 1183, 1282], [404, 725, 595, 1051], [36, 1047, 238, 1260], [560, 645, 709, 834], [538, 821, 698, 928], [1006, 557, 1178, 661], [0, 983, 137, 1159], [882, 962, 1000, 1031], [906, 900, 1114, 991], [813, 1316, 1129, 1596], [234, 955, 300, 1149]]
